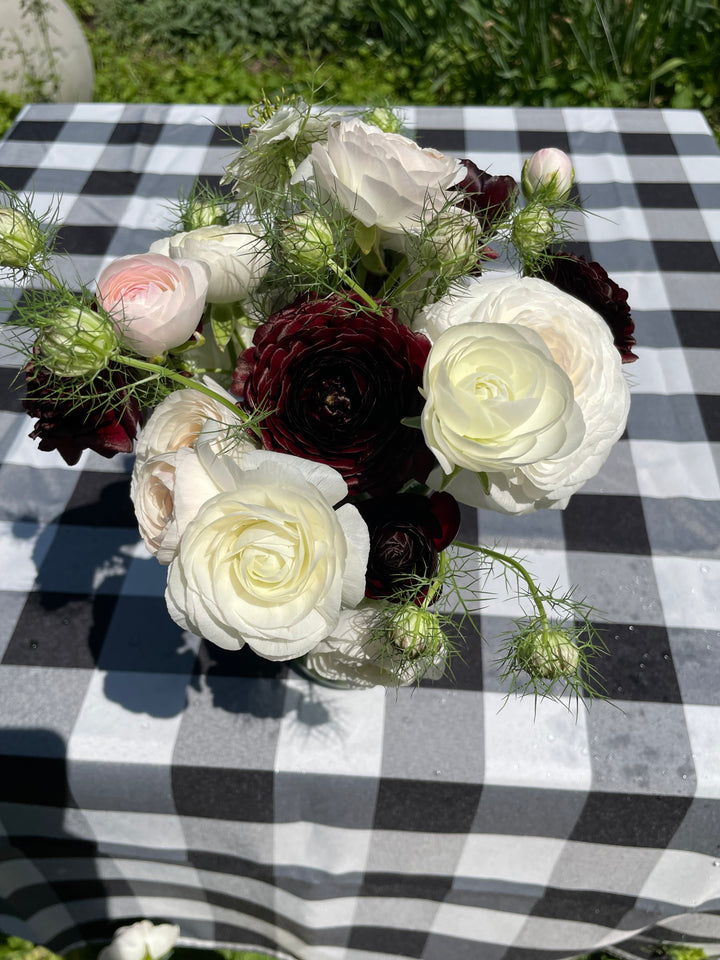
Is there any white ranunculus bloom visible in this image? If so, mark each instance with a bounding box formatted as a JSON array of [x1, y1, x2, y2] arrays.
[[421, 321, 584, 476], [98, 920, 179, 960], [303, 603, 447, 687], [419, 275, 630, 513], [292, 118, 464, 234], [150, 224, 270, 303], [165, 453, 370, 659], [134, 377, 245, 468]]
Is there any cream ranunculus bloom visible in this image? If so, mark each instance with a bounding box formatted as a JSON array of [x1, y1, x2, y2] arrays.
[[150, 224, 271, 303], [134, 377, 245, 468], [292, 117, 464, 234], [165, 452, 370, 659], [98, 921, 179, 960], [420, 321, 584, 476], [419, 275, 631, 513]]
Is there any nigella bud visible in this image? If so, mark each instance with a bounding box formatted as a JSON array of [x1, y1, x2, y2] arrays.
[[389, 605, 445, 659], [0, 206, 45, 269], [452, 159, 518, 227], [511, 203, 554, 260], [281, 212, 335, 271], [516, 628, 580, 680], [421, 207, 482, 277], [40, 304, 118, 378], [363, 106, 404, 134], [182, 199, 228, 231], [521, 148, 574, 203]]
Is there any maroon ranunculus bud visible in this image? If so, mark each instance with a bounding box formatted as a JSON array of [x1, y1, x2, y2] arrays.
[[452, 159, 519, 228], [231, 292, 435, 497], [357, 492, 461, 602], [534, 252, 638, 363], [23, 362, 142, 466]]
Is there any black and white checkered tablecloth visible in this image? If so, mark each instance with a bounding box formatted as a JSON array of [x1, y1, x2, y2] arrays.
[[1, 103, 719, 960]]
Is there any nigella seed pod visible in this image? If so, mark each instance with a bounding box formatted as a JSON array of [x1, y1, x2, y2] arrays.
[[389, 606, 445, 659], [0, 207, 45, 269], [40, 305, 118, 378], [516, 628, 580, 680], [281, 212, 335, 272]]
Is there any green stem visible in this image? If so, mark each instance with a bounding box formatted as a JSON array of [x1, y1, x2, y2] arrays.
[[452, 540, 549, 628], [421, 550, 447, 610], [116, 354, 247, 423], [377, 255, 410, 299], [38, 267, 66, 292], [327, 259, 383, 313]]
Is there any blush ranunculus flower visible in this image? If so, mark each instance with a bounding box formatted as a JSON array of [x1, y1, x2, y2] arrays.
[[420, 321, 584, 476], [97, 252, 210, 357], [291, 118, 464, 234], [419, 275, 630, 513], [165, 452, 370, 658], [150, 224, 271, 303], [98, 920, 179, 960]]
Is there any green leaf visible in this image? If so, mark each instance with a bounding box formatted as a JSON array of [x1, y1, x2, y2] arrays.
[[400, 416, 422, 429], [210, 303, 236, 350], [353, 222, 377, 256]]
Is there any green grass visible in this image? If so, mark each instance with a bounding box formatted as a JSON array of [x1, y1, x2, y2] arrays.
[[1, 0, 719, 137]]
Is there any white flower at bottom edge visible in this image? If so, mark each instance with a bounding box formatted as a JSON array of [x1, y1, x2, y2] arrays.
[[419, 274, 630, 514], [165, 453, 370, 659], [97, 920, 179, 960], [303, 602, 447, 688]]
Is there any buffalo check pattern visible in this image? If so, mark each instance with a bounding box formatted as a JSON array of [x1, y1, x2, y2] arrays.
[[1, 103, 719, 960]]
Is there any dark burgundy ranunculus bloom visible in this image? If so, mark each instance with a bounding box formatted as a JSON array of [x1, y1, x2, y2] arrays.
[[358, 492, 461, 602], [23, 362, 142, 466], [452, 159, 519, 228], [534, 252, 638, 363], [232, 292, 435, 497]]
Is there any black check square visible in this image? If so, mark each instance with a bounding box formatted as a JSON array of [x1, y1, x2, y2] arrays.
[[414, 128, 466, 152], [6, 120, 65, 142], [673, 310, 720, 349], [109, 123, 163, 146], [518, 130, 571, 154], [55, 224, 117, 257], [635, 181, 698, 209], [373, 778, 482, 832], [621, 132, 677, 155], [209, 125, 247, 147], [172, 766, 275, 822], [562, 494, 651, 555], [654, 240, 720, 272], [0, 167, 33, 191], [697, 395, 720, 441], [82, 170, 143, 196], [570, 793, 692, 847], [585, 623, 682, 703], [4, 592, 118, 668]]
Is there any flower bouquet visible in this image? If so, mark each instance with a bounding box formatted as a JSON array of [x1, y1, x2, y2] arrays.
[[2, 97, 636, 698]]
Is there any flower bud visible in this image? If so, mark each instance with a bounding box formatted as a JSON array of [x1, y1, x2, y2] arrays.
[[516, 628, 579, 680], [521, 148, 574, 202], [389, 606, 445, 659], [422, 208, 481, 276], [182, 199, 228, 231], [282, 212, 335, 271], [41, 305, 118, 377], [363, 106, 404, 134], [0, 207, 45, 269], [511, 204, 554, 260]]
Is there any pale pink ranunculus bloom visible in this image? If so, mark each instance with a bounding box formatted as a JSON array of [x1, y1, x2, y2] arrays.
[[97, 252, 210, 357]]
